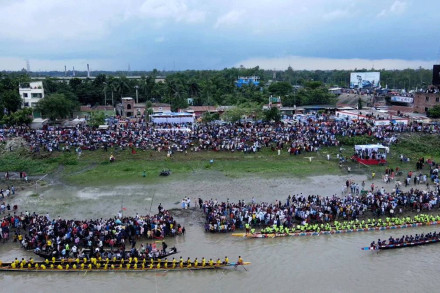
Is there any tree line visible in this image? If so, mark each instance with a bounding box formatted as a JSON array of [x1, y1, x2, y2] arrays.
[[0, 66, 435, 124]]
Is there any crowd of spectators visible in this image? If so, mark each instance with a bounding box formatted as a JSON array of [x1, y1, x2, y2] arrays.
[[1, 116, 439, 156], [0, 209, 184, 260], [203, 177, 440, 233]]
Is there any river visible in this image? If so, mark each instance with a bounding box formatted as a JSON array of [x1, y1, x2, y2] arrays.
[[0, 174, 438, 293]]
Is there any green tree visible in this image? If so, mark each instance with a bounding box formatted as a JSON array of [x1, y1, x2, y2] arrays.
[[223, 107, 246, 122], [107, 76, 118, 105], [2, 108, 33, 126], [428, 105, 440, 118], [222, 103, 263, 122], [295, 81, 336, 105], [201, 112, 220, 122], [92, 74, 107, 87], [145, 101, 153, 122], [88, 111, 105, 127], [115, 76, 130, 99], [0, 90, 22, 113], [263, 107, 281, 122], [35, 93, 76, 121], [268, 81, 292, 96]]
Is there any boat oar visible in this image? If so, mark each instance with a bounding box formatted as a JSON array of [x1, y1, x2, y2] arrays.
[[234, 263, 247, 271]]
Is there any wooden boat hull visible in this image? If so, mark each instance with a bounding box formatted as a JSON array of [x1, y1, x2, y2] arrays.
[[231, 221, 440, 239], [362, 239, 440, 251], [0, 262, 251, 272]]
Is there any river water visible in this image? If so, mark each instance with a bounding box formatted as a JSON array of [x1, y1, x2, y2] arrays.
[[1, 174, 439, 293]]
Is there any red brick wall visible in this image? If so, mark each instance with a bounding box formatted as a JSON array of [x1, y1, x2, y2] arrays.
[[414, 93, 440, 113], [389, 105, 414, 114]]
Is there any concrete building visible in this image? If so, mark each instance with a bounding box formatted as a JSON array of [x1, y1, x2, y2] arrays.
[[279, 106, 297, 116], [181, 106, 219, 118], [413, 66, 440, 114], [120, 97, 147, 118], [414, 89, 440, 114], [335, 109, 409, 126], [20, 81, 45, 107], [235, 76, 260, 88], [151, 103, 171, 114], [121, 97, 135, 117]]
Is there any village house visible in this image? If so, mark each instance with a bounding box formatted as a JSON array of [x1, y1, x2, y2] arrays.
[[19, 81, 45, 108]]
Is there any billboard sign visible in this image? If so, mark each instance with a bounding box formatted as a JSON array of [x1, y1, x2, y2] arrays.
[[390, 96, 413, 103], [350, 72, 380, 89]]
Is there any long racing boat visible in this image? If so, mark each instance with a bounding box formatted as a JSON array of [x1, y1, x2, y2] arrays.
[[231, 220, 440, 239], [0, 259, 250, 272], [361, 238, 440, 251]]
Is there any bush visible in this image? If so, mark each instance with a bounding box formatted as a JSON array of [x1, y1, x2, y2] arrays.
[[58, 153, 78, 165], [336, 135, 378, 146]]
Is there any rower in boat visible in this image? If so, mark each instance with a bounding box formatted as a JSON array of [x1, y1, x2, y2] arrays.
[[368, 231, 440, 249], [245, 223, 250, 234]]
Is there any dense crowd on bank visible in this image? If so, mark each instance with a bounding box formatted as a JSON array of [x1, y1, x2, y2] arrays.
[[0, 209, 184, 259], [203, 178, 440, 233], [1, 115, 439, 155]]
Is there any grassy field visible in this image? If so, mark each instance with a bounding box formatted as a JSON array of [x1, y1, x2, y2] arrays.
[[0, 133, 438, 186], [61, 147, 343, 186]]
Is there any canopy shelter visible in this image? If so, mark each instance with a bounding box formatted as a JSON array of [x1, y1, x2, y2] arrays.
[[352, 144, 389, 165]]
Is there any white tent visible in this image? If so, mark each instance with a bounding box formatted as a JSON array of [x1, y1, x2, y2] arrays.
[[354, 144, 389, 159]]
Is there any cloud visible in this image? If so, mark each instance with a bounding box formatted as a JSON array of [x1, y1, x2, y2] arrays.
[[214, 10, 244, 28], [390, 0, 407, 14], [0, 0, 123, 41], [139, 0, 206, 23], [0, 0, 206, 42], [378, 0, 407, 17], [323, 9, 350, 21], [0, 57, 117, 71], [236, 56, 435, 70], [0, 0, 437, 71]]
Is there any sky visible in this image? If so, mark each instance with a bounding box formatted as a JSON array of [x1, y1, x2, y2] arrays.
[[0, 0, 439, 71]]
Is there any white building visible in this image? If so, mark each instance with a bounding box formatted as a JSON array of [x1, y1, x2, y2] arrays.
[[19, 81, 45, 108], [151, 112, 194, 124]]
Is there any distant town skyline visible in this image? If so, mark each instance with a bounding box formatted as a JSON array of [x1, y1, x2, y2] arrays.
[[0, 0, 438, 71]]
